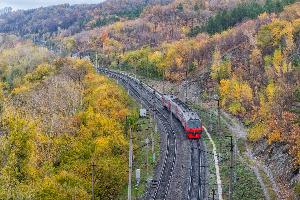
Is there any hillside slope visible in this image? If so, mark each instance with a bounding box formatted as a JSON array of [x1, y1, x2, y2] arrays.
[[0, 0, 299, 198], [0, 37, 137, 199], [0, 0, 173, 37]]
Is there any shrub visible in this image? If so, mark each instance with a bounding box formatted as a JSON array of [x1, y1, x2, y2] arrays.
[[248, 122, 268, 141], [25, 64, 55, 82]]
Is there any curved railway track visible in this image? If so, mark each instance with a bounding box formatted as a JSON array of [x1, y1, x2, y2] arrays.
[[99, 68, 178, 200], [98, 68, 208, 200]]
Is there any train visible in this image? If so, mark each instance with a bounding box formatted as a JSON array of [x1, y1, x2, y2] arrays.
[[98, 67, 203, 139], [161, 95, 203, 139]]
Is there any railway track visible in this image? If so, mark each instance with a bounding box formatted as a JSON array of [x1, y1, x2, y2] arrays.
[[188, 140, 201, 200], [99, 68, 178, 200], [98, 68, 208, 200], [188, 140, 207, 200]]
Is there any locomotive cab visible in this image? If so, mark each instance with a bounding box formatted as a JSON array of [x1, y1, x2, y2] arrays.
[[186, 119, 202, 139]]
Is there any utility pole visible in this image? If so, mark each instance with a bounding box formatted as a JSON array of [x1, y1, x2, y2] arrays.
[[214, 94, 221, 136], [153, 91, 156, 112], [59, 45, 62, 55], [227, 136, 234, 200], [92, 162, 96, 200], [125, 116, 128, 137], [185, 70, 188, 103], [146, 56, 149, 79], [162, 72, 165, 94], [199, 144, 203, 200], [149, 108, 152, 125], [152, 112, 156, 163], [152, 122, 156, 154], [128, 127, 133, 200], [209, 111, 213, 133], [146, 137, 149, 179], [217, 98, 221, 135], [212, 189, 215, 200], [170, 105, 173, 129], [95, 52, 98, 68], [229, 137, 233, 200]]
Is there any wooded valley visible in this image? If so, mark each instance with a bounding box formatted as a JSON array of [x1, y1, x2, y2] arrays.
[[0, 0, 299, 199]]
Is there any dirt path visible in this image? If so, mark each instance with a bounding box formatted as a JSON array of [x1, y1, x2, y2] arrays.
[[221, 111, 282, 200], [204, 126, 223, 200]]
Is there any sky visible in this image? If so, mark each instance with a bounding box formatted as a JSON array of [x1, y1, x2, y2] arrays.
[[0, 0, 104, 10]]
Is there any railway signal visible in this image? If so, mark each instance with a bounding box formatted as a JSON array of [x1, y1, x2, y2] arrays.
[[136, 169, 141, 185]]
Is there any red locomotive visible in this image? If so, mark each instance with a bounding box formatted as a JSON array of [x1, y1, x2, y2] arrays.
[[162, 95, 203, 139]]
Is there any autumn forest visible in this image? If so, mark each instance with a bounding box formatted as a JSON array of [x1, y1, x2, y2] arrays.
[[0, 0, 299, 199]]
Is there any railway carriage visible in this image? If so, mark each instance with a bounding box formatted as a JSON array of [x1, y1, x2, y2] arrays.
[[98, 67, 203, 139], [162, 95, 203, 139]]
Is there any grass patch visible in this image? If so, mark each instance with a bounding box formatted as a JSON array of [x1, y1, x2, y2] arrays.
[[260, 169, 277, 199], [118, 114, 160, 199], [192, 104, 264, 200]]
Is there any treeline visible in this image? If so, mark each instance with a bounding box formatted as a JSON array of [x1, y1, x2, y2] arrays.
[[0, 4, 95, 36], [0, 38, 137, 199], [189, 0, 297, 36], [0, 0, 171, 37]]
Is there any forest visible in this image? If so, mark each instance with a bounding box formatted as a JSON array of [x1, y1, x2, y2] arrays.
[[0, 0, 299, 198], [0, 36, 137, 199]]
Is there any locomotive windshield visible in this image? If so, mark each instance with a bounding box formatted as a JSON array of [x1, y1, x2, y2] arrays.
[[188, 119, 201, 128]]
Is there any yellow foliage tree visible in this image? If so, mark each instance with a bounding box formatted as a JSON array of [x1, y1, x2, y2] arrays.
[[211, 49, 231, 82], [0, 107, 38, 198], [63, 37, 77, 55], [257, 18, 295, 52], [219, 76, 253, 115], [248, 122, 268, 142]]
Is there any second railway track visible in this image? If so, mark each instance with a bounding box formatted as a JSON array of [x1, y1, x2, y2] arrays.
[[98, 68, 208, 200], [188, 140, 207, 200], [100, 68, 178, 200]]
